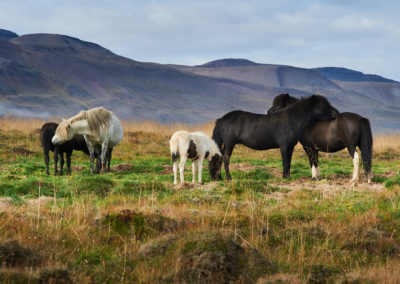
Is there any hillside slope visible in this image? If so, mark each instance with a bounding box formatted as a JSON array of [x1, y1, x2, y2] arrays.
[[0, 30, 399, 132]]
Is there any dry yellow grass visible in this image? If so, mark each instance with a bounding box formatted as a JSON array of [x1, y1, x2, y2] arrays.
[[0, 117, 398, 154], [373, 134, 400, 153]]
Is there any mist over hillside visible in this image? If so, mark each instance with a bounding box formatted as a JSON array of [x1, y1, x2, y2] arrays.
[[0, 29, 399, 133]]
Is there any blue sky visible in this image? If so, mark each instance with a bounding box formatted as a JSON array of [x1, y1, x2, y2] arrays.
[[1, 0, 399, 80]]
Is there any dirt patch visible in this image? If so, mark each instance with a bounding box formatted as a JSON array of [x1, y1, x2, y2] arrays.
[[0, 197, 13, 212], [374, 170, 399, 179], [229, 162, 266, 172], [174, 182, 196, 190], [8, 147, 33, 156], [0, 240, 41, 268], [159, 164, 172, 175], [268, 175, 386, 200], [71, 165, 86, 172], [26, 196, 54, 207], [111, 163, 134, 172], [196, 181, 220, 192], [173, 181, 220, 192]]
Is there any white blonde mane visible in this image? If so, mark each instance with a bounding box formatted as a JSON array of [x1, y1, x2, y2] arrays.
[[55, 107, 113, 137]]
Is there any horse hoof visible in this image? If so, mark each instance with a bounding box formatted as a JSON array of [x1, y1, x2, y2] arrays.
[[349, 179, 358, 187]]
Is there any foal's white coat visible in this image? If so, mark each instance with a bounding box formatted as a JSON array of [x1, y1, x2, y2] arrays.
[[52, 108, 123, 173], [170, 130, 221, 184]]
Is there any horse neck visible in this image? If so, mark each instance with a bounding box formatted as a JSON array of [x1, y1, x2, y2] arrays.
[[209, 140, 221, 158], [287, 103, 319, 132], [70, 119, 90, 136]]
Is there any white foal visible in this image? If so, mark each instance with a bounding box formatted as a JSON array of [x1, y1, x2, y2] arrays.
[[170, 130, 222, 184]]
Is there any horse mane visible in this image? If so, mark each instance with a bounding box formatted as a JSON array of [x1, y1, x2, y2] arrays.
[[284, 94, 327, 111], [55, 107, 113, 137], [84, 107, 113, 136], [55, 120, 71, 138]]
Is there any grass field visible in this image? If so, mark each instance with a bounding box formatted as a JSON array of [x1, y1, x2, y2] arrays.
[[0, 117, 400, 283]]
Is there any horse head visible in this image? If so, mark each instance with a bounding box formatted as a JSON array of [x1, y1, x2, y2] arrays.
[[208, 153, 223, 180], [267, 93, 299, 114], [309, 95, 339, 120], [52, 119, 74, 145]]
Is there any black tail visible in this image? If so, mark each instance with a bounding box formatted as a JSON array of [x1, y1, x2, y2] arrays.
[[171, 152, 179, 162], [212, 119, 223, 153], [359, 118, 373, 174]]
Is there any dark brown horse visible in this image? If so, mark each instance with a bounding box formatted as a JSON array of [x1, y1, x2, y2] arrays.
[[267, 94, 373, 183], [212, 95, 339, 179], [40, 122, 101, 175]]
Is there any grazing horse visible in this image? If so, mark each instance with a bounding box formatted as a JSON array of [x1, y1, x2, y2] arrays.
[[52, 107, 123, 174], [267, 93, 373, 183], [40, 122, 101, 175], [169, 130, 222, 184], [212, 95, 339, 179]]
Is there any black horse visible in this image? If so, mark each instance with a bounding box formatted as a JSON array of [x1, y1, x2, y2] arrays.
[[212, 95, 339, 179], [267, 93, 373, 183], [40, 122, 101, 175]]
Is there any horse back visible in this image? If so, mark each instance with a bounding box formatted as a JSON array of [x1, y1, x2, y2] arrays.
[[306, 112, 368, 152], [215, 110, 282, 149]]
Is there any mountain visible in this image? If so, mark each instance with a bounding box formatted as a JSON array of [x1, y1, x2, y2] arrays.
[[313, 67, 396, 83], [0, 30, 399, 132], [0, 29, 18, 40], [196, 58, 260, 68]]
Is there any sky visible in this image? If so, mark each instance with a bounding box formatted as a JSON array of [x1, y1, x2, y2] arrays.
[[1, 0, 400, 80]]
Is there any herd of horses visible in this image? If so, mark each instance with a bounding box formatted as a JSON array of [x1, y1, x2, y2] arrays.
[[41, 94, 373, 184]]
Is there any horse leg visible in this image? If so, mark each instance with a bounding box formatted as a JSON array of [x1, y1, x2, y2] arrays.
[[94, 149, 101, 173], [173, 160, 179, 185], [66, 151, 72, 175], [348, 147, 360, 183], [280, 145, 295, 178], [192, 160, 197, 183], [59, 152, 65, 176], [44, 149, 50, 175], [100, 141, 109, 174], [223, 145, 234, 180], [303, 145, 320, 180], [54, 149, 59, 175], [197, 157, 204, 183], [179, 155, 188, 183], [85, 140, 96, 174], [107, 148, 113, 172]]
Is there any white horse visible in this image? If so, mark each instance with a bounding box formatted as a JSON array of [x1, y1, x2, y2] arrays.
[[170, 130, 222, 184], [52, 107, 123, 173]]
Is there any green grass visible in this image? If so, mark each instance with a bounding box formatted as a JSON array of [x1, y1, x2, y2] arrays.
[[1, 129, 400, 283]]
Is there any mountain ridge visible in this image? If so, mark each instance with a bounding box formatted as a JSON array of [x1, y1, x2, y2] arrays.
[[0, 30, 399, 132]]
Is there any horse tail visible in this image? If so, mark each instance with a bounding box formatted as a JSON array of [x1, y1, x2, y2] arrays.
[[359, 117, 373, 175], [169, 134, 179, 162], [212, 119, 223, 153]]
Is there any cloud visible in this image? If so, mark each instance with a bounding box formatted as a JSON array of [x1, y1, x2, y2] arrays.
[[0, 0, 399, 80]]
